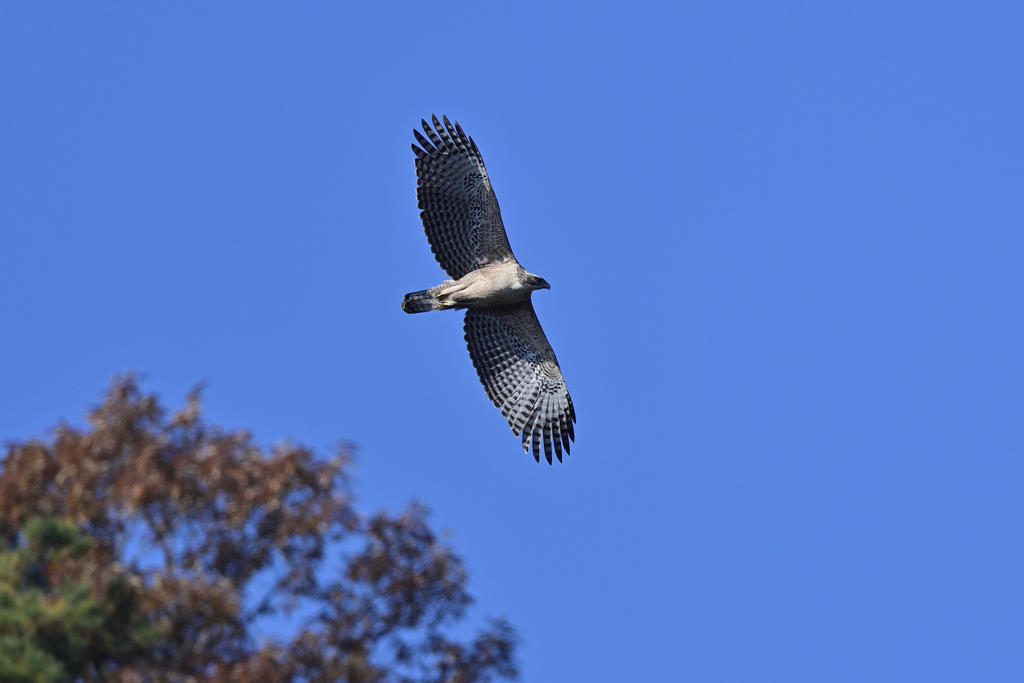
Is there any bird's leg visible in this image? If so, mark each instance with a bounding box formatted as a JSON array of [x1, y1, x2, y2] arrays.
[[433, 279, 468, 306], [437, 279, 464, 293]]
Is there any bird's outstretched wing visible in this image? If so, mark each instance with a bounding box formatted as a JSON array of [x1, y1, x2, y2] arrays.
[[464, 300, 575, 463], [411, 115, 515, 280]]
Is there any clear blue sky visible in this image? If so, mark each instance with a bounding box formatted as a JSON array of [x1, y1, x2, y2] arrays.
[[2, 3, 1022, 680]]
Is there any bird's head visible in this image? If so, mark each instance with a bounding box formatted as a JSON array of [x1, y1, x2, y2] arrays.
[[526, 273, 551, 291]]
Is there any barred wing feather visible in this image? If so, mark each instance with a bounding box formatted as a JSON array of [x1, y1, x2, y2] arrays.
[[411, 115, 515, 280], [464, 301, 575, 463]]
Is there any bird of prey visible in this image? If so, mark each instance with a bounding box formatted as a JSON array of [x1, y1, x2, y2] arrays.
[[402, 115, 575, 464]]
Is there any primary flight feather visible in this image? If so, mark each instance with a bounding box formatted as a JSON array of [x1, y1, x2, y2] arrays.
[[403, 115, 575, 464]]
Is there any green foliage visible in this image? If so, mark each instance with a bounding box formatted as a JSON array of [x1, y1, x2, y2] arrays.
[[0, 517, 157, 682]]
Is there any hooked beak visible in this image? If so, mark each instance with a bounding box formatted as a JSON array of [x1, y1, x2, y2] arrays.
[[538, 278, 551, 290]]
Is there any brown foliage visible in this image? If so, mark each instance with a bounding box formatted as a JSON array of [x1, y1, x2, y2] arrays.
[[0, 376, 517, 683]]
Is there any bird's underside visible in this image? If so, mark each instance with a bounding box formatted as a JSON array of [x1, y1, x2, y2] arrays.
[[403, 115, 575, 463]]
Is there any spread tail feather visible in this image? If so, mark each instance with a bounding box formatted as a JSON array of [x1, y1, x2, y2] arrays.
[[402, 289, 444, 313]]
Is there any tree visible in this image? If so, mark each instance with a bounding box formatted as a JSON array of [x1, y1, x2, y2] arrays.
[[0, 377, 517, 683]]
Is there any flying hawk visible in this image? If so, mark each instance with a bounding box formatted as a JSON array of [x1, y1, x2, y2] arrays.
[[402, 115, 575, 464]]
